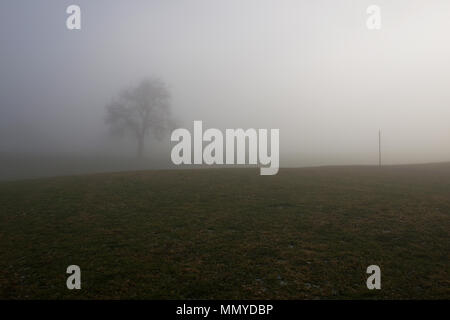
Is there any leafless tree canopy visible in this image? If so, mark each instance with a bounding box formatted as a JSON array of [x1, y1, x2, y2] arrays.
[[105, 78, 173, 158]]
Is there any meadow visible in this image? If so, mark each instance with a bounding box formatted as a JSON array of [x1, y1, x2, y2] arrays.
[[0, 164, 449, 299]]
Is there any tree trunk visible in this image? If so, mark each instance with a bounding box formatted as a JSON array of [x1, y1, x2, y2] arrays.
[[137, 136, 144, 158]]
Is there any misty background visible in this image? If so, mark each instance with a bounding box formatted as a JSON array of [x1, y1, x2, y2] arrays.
[[1, 0, 450, 180]]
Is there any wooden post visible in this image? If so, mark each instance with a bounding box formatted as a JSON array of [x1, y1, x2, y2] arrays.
[[378, 129, 381, 167]]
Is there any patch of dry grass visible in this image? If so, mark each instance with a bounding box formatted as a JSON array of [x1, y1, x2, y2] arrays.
[[0, 164, 449, 299]]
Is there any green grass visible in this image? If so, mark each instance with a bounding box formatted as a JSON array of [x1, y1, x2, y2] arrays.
[[0, 164, 449, 299]]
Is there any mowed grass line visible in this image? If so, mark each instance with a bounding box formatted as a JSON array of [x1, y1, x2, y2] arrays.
[[0, 165, 449, 299]]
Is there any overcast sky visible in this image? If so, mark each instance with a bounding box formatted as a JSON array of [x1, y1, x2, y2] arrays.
[[1, 0, 450, 167]]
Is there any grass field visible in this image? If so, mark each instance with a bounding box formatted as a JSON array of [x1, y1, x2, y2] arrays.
[[0, 164, 449, 299]]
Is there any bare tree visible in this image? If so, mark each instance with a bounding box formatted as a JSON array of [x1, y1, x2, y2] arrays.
[[105, 78, 173, 158]]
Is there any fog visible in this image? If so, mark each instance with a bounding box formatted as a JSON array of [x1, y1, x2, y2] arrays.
[[1, 0, 450, 179]]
